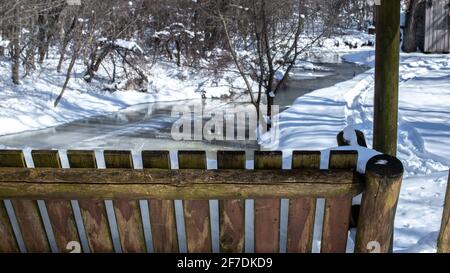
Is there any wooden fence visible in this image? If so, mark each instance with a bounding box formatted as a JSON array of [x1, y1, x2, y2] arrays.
[[424, 0, 450, 53], [437, 171, 450, 253], [0, 131, 406, 253]]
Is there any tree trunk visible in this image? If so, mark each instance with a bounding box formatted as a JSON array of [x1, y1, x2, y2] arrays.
[[57, 16, 78, 73], [37, 12, 47, 64], [54, 41, 80, 107], [11, 2, 20, 85], [0, 26, 4, 57], [84, 44, 114, 82], [175, 39, 181, 67], [38, 5, 64, 64], [266, 92, 274, 131], [403, 0, 424, 52]]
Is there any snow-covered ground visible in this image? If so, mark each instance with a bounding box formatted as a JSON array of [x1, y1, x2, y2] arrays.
[[261, 49, 450, 253]]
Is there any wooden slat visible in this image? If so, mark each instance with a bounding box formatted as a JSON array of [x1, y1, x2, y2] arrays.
[[0, 200, 18, 252], [217, 151, 245, 253], [287, 151, 319, 253], [142, 151, 178, 253], [427, 1, 432, 52], [0, 151, 20, 252], [425, 3, 430, 52], [254, 151, 282, 253], [0, 150, 50, 253], [427, 2, 435, 52], [32, 150, 79, 253], [67, 150, 114, 253], [444, 0, 448, 52], [321, 150, 357, 253], [0, 168, 360, 200], [178, 151, 211, 253], [103, 150, 146, 253], [436, 0, 441, 51]]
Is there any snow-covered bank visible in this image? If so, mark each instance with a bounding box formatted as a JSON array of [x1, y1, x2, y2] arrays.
[[0, 55, 240, 136], [261, 49, 450, 252]]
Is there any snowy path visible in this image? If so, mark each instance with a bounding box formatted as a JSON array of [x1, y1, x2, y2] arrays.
[[261, 50, 450, 252]]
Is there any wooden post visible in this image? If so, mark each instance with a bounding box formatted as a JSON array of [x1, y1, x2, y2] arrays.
[[373, 0, 401, 157], [437, 171, 450, 253], [355, 154, 403, 253]]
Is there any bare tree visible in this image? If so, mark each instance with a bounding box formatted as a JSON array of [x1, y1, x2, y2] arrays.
[[11, 0, 20, 85], [218, 0, 346, 131]]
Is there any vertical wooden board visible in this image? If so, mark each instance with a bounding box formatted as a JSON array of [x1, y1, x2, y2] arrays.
[[32, 150, 79, 253], [442, 2, 446, 51], [0, 150, 27, 168], [178, 151, 212, 253], [217, 151, 245, 253], [0, 200, 18, 253], [287, 151, 319, 253], [436, 1, 441, 51], [103, 150, 146, 253], [439, 0, 446, 52], [425, 2, 431, 52], [0, 151, 21, 252], [142, 151, 171, 169], [67, 150, 114, 253], [321, 150, 357, 253], [444, 0, 449, 52], [292, 151, 321, 169], [254, 151, 282, 253], [142, 151, 178, 253], [446, 1, 450, 53], [0, 150, 50, 253], [435, 6, 438, 51], [428, 3, 435, 52]]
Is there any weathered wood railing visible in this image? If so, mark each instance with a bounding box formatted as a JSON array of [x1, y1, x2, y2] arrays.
[[0, 131, 405, 253], [437, 171, 450, 253]]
